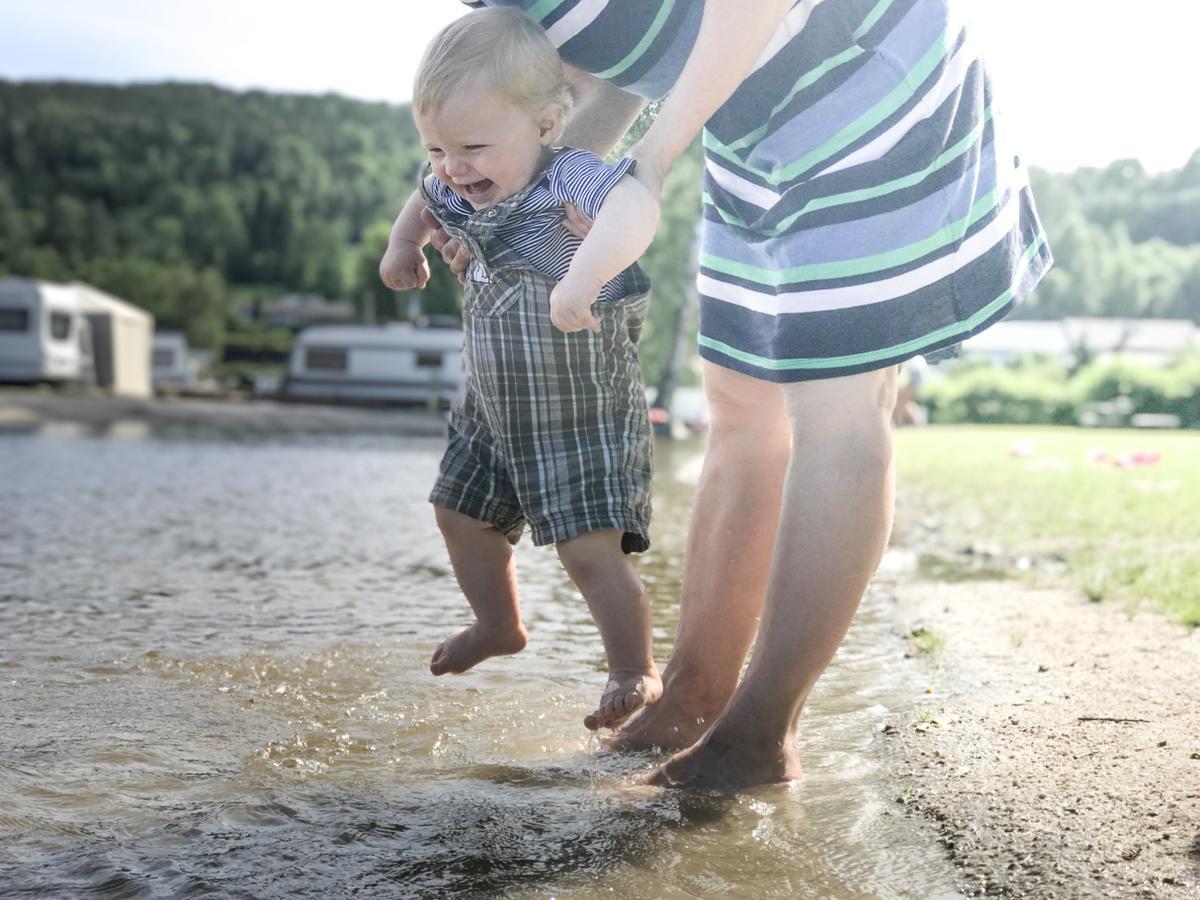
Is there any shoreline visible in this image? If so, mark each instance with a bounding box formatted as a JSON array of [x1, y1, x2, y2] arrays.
[[8, 389, 1198, 895], [0, 387, 449, 438], [878, 576, 1200, 897]]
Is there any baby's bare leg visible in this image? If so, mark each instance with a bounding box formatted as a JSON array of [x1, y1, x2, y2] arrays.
[[556, 530, 661, 730], [430, 506, 528, 675]]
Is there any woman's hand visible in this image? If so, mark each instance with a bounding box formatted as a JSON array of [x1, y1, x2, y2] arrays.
[[379, 238, 430, 291], [420, 207, 472, 283], [562, 202, 594, 239]]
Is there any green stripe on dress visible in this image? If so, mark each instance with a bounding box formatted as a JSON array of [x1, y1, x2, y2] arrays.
[[705, 25, 953, 185], [701, 184, 1003, 286], [720, 0, 895, 156], [707, 106, 995, 234], [723, 45, 866, 154], [593, 0, 677, 79], [853, 0, 898, 40], [697, 232, 1048, 371]]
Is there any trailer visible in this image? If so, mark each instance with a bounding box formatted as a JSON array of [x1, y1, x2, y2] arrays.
[[0, 277, 93, 384], [282, 323, 463, 406]]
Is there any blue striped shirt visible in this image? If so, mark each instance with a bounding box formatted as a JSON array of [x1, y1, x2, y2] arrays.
[[424, 148, 643, 303]]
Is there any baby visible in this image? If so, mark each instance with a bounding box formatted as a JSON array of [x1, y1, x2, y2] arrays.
[[380, 8, 662, 731]]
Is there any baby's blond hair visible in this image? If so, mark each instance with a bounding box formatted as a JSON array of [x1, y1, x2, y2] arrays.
[[414, 9, 571, 117]]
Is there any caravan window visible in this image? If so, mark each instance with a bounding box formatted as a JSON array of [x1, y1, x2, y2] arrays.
[[0, 308, 30, 332], [153, 348, 176, 368], [50, 312, 72, 340], [415, 351, 443, 369], [306, 347, 348, 371]]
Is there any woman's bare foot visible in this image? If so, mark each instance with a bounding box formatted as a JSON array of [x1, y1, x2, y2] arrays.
[[429, 621, 528, 675], [583, 667, 662, 731], [637, 728, 803, 791]]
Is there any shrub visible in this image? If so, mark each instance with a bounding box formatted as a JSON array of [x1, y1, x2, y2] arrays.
[[923, 364, 1075, 425]]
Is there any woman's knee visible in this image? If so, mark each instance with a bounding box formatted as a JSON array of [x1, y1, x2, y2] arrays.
[[782, 367, 897, 462], [701, 360, 787, 437]]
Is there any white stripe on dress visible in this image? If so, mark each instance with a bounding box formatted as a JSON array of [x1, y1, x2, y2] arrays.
[[698, 180, 1026, 315], [816, 28, 976, 177], [704, 156, 782, 211]]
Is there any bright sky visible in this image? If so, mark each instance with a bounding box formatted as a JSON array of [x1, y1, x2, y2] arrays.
[[2, 1, 1198, 173]]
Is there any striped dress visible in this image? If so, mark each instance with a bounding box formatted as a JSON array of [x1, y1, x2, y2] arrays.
[[462, 0, 1052, 381]]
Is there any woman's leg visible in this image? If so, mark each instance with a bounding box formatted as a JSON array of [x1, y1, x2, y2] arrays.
[[608, 361, 792, 751], [644, 366, 898, 789]]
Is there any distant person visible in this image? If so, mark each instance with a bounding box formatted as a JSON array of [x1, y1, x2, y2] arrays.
[[427, 0, 1051, 790], [379, 9, 662, 731], [893, 356, 930, 427]]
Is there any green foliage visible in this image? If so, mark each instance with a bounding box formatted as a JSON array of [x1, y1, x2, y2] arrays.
[[639, 140, 703, 387], [1020, 158, 1200, 321], [3, 79, 1199, 377], [1070, 356, 1200, 426], [0, 80, 439, 351], [923, 354, 1200, 428], [922, 361, 1076, 425]]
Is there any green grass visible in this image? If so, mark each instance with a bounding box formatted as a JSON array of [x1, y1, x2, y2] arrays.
[[893, 425, 1200, 627], [908, 627, 945, 654]]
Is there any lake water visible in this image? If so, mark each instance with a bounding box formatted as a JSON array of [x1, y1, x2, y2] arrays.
[[0, 420, 960, 898]]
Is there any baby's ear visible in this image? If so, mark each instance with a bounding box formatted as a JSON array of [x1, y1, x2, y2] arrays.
[[538, 104, 566, 144]]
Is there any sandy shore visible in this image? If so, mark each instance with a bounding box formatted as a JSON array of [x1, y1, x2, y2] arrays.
[[0, 387, 448, 437], [879, 576, 1200, 898]]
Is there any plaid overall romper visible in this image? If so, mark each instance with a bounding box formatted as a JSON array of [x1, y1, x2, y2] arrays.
[[423, 174, 654, 553]]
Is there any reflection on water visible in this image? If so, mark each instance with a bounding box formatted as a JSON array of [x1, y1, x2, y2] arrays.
[[0, 423, 959, 898]]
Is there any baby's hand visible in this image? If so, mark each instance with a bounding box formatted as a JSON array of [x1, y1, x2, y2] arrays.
[[379, 239, 430, 291], [550, 273, 602, 334]]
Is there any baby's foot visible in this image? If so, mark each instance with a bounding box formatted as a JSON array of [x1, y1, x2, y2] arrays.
[[584, 667, 662, 731], [429, 621, 528, 675]]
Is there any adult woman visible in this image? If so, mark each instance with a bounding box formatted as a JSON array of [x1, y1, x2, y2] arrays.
[[442, 0, 1051, 790]]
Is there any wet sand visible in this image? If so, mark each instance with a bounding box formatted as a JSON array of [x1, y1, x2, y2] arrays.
[[881, 578, 1200, 897]]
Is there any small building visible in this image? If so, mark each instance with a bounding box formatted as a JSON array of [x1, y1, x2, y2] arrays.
[[152, 331, 192, 388], [282, 322, 463, 406], [956, 320, 1071, 366], [72, 282, 154, 398], [958, 318, 1198, 368], [1062, 317, 1197, 367], [0, 277, 93, 384]]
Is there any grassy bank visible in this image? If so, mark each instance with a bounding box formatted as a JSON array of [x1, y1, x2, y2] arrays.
[[892, 425, 1200, 626]]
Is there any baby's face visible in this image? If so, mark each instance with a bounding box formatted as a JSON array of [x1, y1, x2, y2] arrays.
[[416, 87, 558, 210]]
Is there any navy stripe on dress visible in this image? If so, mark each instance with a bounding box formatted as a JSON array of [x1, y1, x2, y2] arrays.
[[462, 0, 1052, 381]]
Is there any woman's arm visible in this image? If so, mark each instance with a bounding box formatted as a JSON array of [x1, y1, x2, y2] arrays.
[[560, 65, 647, 157], [549, 176, 660, 333], [634, 0, 795, 195]]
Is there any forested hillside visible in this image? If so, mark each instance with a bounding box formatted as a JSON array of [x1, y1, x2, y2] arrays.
[[0, 81, 438, 352], [1, 80, 1197, 381], [1024, 157, 1200, 321]]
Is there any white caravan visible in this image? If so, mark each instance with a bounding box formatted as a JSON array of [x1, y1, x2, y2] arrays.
[[0, 277, 92, 384], [283, 323, 463, 406]]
